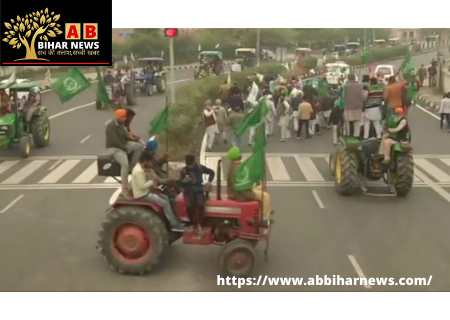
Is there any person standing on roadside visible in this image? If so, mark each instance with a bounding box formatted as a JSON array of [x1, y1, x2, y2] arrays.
[[203, 100, 219, 151], [264, 94, 277, 136], [439, 92, 450, 131], [277, 93, 291, 142], [290, 89, 303, 133], [428, 64, 437, 87], [228, 106, 245, 147], [418, 64, 427, 88], [297, 98, 313, 140], [214, 99, 228, 145], [342, 74, 366, 137]]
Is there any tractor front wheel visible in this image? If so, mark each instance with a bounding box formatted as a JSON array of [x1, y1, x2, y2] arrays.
[[334, 147, 359, 195], [392, 153, 414, 197], [31, 114, 50, 148], [19, 136, 31, 158], [97, 206, 169, 275], [156, 76, 166, 93], [219, 239, 256, 277]]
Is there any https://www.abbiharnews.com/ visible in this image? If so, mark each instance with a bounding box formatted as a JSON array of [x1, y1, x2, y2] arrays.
[[217, 275, 433, 289]]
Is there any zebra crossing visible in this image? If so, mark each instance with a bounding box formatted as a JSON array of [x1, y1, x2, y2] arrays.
[[1, 154, 450, 190]]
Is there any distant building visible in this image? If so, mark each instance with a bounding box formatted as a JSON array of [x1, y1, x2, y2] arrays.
[[391, 28, 422, 41], [112, 28, 134, 43]]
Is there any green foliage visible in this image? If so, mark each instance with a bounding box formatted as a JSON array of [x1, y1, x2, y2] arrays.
[[298, 57, 318, 70]]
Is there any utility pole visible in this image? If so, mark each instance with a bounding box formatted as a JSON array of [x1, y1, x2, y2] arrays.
[[437, 28, 448, 92], [372, 28, 376, 42], [169, 36, 176, 103], [256, 28, 261, 66], [363, 28, 367, 46]]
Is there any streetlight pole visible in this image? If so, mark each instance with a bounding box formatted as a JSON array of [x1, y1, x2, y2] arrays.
[[169, 36, 176, 103], [256, 28, 261, 66]]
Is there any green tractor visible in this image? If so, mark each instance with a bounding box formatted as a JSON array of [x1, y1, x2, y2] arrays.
[[0, 82, 51, 158], [328, 136, 414, 197]]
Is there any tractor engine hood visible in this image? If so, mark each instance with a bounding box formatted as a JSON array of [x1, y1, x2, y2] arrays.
[[0, 113, 16, 126]]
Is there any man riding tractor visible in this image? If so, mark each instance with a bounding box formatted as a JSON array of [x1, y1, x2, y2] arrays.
[[0, 82, 51, 158], [194, 51, 223, 79]]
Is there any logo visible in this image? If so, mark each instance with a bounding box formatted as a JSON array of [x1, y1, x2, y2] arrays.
[[0, 3, 112, 66], [3, 9, 62, 61], [102, 163, 112, 170]]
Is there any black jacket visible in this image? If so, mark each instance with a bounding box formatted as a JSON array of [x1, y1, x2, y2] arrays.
[[180, 164, 215, 193]]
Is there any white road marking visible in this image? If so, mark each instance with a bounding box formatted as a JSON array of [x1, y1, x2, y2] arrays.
[[440, 158, 450, 169], [311, 190, 325, 209], [0, 160, 19, 175], [39, 160, 81, 184], [414, 166, 450, 204], [414, 103, 440, 120], [347, 255, 372, 289], [266, 157, 290, 181], [72, 161, 98, 183], [48, 159, 63, 171], [104, 119, 111, 125], [295, 156, 325, 181], [79, 135, 91, 144], [415, 159, 450, 182], [109, 187, 122, 205], [1, 194, 24, 214], [1, 160, 48, 184]]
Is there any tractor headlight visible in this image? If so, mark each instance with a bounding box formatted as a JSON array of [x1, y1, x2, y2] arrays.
[[0, 125, 9, 135]]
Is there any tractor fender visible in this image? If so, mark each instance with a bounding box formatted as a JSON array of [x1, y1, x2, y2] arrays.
[[26, 106, 47, 122]]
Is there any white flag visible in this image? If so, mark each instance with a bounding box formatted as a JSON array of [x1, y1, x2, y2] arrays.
[[114, 62, 118, 69], [123, 55, 128, 65], [215, 43, 220, 49], [247, 81, 259, 105], [309, 69, 316, 75], [256, 73, 264, 83], [198, 44, 202, 52], [130, 53, 135, 61], [161, 50, 164, 58], [277, 74, 285, 83], [285, 62, 290, 71], [5, 70, 16, 86], [335, 52, 339, 60], [227, 73, 231, 86], [45, 68, 52, 81]]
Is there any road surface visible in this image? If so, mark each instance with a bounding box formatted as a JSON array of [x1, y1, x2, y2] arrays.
[[1, 51, 448, 291]]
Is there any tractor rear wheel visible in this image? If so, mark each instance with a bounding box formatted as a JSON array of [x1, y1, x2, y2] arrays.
[[19, 136, 31, 158], [329, 151, 336, 176], [392, 153, 414, 197], [334, 147, 359, 195], [31, 114, 50, 148], [156, 76, 166, 93], [219, 239, 256, 277], [97, 206, 169, 275]]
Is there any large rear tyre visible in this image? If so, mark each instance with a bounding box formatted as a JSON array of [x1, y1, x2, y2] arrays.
[[219, 239, 256, 277], [329, 151, 337, 176], [334, 147, 359, 195], [31, 114, 50, 148], [97, 206, 169, 275], [392, 153, 414, 197]]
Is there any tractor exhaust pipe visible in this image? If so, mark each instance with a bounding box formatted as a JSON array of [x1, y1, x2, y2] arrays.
[[217, 159, 222, 200]]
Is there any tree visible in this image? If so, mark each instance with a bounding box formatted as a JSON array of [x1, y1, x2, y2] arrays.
[[2, 8, 62, 61]]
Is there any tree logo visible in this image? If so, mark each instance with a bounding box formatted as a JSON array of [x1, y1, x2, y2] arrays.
[[2, 8, 63, 61]]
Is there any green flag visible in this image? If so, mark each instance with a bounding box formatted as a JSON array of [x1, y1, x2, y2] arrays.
[[148, 97, 169, 136], [361, 48, 370, 65], [52, 68, 91, 103], [233, 126, 266, 192], [235, 99, 268, 137], [318, 78, 329, 97], [95, 67, 109, 104]]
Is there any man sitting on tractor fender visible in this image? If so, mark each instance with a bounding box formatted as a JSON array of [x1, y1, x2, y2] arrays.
[[131, 152, 188, 232], [380, 107, 410, 164], [105, 109, 144, 198], [226, 147, 273, 227], [180, 155, 215, 226]]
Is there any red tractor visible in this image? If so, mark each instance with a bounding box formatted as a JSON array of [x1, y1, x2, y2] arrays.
[[96, 159, 272, 277]]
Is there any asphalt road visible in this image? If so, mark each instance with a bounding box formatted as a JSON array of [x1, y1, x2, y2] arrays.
[[1, 50, 450, 291]]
